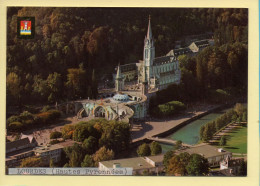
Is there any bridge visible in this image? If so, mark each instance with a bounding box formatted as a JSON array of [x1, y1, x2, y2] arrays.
[[147, 137, 191, 147]]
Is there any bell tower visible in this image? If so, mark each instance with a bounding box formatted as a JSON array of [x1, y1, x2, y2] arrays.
[[143, 15, 155, 81], [115, 64, 124, 92]]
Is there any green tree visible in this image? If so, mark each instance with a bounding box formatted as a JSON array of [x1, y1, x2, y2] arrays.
[[46, 72, 62, 103], [150, 141, 162, 155], [81, 154, 94, 167], [137, 143, 151, 157], [175, 140, 182, 150], [234, 103, 246, 118], [82, 136, 98, 154], [163, 150, 174, 170], [50, 131, 62, 139], [242, 112, 247, 122], [91, 69, 98, 99], [202, 124, 210, 142], [186, 154, 209, 176], [98, 120, 130, 154], [219, 136, 227, 146], [6, 72, 22, 105], [64, 143, 85, 167]]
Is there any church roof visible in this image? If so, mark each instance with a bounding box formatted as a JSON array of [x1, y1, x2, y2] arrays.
[[167, 47, 192, 56], [153, 56, 171, 65], [120, 63, 137, 73]]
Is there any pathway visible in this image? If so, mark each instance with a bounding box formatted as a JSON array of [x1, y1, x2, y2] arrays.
[[131, 104, 219, 143], [147, 137, 191, 147]]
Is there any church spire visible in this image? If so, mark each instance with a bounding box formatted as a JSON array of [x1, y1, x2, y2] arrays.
[[116, 64, 121, 79], [146, 15, 152, 40]]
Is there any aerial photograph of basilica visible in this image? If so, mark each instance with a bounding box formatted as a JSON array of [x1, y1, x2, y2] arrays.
[[5, 7, 248, 176]]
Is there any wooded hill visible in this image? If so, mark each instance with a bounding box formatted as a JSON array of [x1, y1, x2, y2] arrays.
[[7, 8, 248, 106]]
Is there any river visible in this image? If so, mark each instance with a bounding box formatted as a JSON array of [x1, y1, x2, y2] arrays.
[[160, 108, 230, 153]]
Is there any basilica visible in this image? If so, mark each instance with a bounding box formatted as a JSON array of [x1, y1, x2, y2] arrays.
[[60, 17, 212, 122], [119, 16, 181, 91]]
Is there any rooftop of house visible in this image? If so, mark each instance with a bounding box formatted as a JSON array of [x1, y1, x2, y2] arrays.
[[34, 140, 78, 154], [6, 138, 31, 152], [177, 144, 232, 158], [145, 154, 164, 163], [20, 133, 36, 143], [34, 144, 63, 153], [100, 157, 154, 170]]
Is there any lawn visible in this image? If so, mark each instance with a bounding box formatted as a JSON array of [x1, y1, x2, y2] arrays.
[[218, 124, 247, 154]]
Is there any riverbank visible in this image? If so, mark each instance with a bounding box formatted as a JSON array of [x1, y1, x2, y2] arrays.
[[131, 103, 232, 147]]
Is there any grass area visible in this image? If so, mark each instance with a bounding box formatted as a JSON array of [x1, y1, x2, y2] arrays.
[[218, 124, 247, 154]]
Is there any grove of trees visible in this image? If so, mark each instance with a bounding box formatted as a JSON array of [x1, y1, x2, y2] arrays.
[[7, 109, 61, 133], [60, 119, 130, 167], [164, 152, 209, 176], [137, 142, 162, 157], [7, 8, 247, 110], [199, 103, 247, 142], [150, 101, 186, 118]]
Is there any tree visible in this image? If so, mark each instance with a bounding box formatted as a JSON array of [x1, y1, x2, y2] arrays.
[[242, 112, 247, 122], [50, 131, 62, 139], [234, 103, 246, 118], [202, 124, 210, 142], [6, 72, 22, 105], [167, 152, 191, 176], [46, 72, 62, 103], [237, 160, 247, 176], [82, 136, 98, 155], [91, 69, 98, 99], [66, 67, 87, 99], [219, 136, 227, 146], [20, 157, 45, 167], [61, 124, 75, 139], [64, 143, 85, 167], [175, 140, 182, 150], [93, 146, 114, 166], [81, 154, 94, 167], [137, 143, 151, 157], [163, 150, 174, 170], [186, 154, 209, 176], [150, 141, 162, 155], [98, 119, 130, 154]]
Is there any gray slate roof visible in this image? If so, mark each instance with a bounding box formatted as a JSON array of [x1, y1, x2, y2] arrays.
[[6, 138, 31, 152], [153, 56, 171, 65]]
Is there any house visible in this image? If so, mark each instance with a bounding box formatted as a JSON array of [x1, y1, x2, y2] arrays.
[[99, 154, 164, 175], [34, 140, 77, 163], [6, 134, 37, 167], [220, 156, 244, 175], [176, 144, 232, 166]]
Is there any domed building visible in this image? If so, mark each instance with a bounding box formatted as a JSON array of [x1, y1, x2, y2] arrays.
[[64, 16, 182, 123]]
